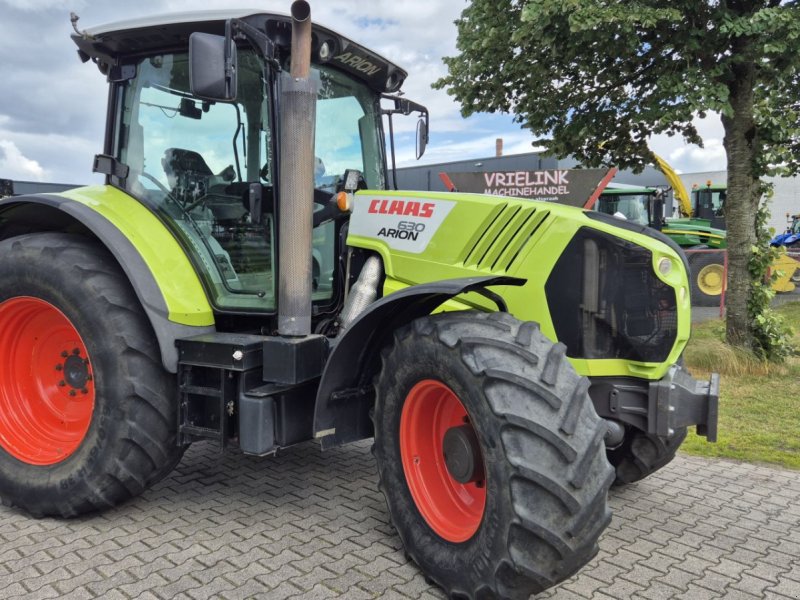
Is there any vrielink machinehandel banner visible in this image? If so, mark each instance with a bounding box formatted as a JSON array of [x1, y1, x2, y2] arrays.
[[440, 168, 617, 208]]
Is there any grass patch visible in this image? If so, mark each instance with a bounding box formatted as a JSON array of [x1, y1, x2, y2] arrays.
[[681, 301, 800, 469]]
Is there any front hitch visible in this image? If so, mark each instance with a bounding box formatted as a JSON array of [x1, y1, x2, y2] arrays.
[[649, 365, 719, 442], [589, 364, 719, 443]]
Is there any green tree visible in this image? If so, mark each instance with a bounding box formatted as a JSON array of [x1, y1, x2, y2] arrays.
[[435, 0, 800, 356]]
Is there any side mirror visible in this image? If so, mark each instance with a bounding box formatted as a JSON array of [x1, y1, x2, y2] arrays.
[[189, 32, 237, 101], [416, 118, 428, 160]]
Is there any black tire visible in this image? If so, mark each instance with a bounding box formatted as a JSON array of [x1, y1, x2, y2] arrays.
[[373, 311, 614, 599], [0, 233, 183, 517], [688, 252, 726, 307], [607, 427, 688, 486]]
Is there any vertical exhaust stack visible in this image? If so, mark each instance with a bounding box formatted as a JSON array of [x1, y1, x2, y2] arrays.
[[278, 0, 316, 336]]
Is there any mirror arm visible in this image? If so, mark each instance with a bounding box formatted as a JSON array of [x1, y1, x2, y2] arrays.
[[230, 18, 279, 70]]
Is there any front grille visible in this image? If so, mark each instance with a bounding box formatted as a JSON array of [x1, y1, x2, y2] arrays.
[[545, 227, 677, 362]]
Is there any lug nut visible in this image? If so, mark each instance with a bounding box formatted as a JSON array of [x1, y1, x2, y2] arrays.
[[81, 389, 88, 395], [55, 365, 63, 371], [61, 351, 69, 358], [69, 390, 76, 397], [58, 381, 66, 387], [72, 348, 80, 356], [87, 375, 93, 382]]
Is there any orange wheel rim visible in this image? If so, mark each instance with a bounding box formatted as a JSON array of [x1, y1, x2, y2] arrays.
[[399, 379, 486, 542], [0, 297, 95, 465]]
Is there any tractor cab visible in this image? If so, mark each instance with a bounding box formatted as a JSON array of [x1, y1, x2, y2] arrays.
[[595, 185, 665, 229], [691, 183, 726, 229], [71, 10, 427, 315]]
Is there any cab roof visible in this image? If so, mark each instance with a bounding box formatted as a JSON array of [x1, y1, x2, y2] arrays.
[[601, 185, 657, 195], [71, 9, 407, 93], [693, 184, 727, 192]]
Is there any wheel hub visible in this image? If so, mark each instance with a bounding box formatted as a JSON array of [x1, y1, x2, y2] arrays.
[[697, 264, 724, 296], [443, 424, 484, 484], [63, 353, 90, 391]]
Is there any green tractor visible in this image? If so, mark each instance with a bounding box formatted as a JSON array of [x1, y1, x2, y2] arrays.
[[661, 185, 728, 254], [0, 3, 717, 597], [662, 183, 728, 306], [594, 185, 665, 229], [595, 182, 727, 306]]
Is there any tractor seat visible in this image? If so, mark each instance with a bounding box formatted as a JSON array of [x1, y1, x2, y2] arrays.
[[162, 148, 213, 179]]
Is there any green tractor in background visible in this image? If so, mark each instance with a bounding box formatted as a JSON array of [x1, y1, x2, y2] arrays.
[[661, 182, 729, 306], [596, 182, 728, 305], [599, 173, 798, 303], [0, 3, 718, 598]]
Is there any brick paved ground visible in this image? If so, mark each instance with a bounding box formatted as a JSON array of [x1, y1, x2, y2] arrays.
[[0, 441, 799, 599]]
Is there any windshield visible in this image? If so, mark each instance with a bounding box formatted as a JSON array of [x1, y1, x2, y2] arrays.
[[597, 194, 651, 226], [314, 66, 385, 190], [116, 49, 385, 313]]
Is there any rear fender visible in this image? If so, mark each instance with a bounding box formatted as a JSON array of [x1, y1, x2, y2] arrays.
[[313, 275, 525, 449], [0, 189, 215, 372]]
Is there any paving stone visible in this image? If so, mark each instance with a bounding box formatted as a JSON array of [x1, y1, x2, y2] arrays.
[[767, 576, 800, 598], [731, 573, 775, 596], [0, 444, 798, 600]]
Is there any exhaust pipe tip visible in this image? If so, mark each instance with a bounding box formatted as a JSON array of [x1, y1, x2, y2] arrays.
[[289, 0, 312, 79], [291, 0, 311, 23]]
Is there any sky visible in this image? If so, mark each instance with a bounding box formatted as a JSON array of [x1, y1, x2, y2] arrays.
[[0, 0, 727, 185]]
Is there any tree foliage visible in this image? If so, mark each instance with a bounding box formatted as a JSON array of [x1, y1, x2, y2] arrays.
[[435, 0, 800, 354], [435, 0, 800, 176]]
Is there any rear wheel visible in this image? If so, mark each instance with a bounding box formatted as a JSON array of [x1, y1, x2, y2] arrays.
[[0, 233, 183, 517], [689, 252, 726, 307], [373, 311, 614, 599]]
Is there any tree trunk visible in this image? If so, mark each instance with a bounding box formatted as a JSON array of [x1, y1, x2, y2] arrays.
[[722, 61, 760, 349]]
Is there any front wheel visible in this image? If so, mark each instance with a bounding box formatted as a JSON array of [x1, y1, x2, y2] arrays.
[[607, 427, 688, 486], [373, 312, 614, 599], [0, 233, 183, 517]]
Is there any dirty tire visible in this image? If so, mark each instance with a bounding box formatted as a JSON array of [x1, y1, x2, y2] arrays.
[[373, 311, 614, 599], [689, 252, 725, 307], [0, 233, 183, 517], [608, 427, 688, 486]]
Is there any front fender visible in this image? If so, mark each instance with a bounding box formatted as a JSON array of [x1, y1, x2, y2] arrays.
[[0, 186, 215, 372], [313, 275, 525, 449]]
